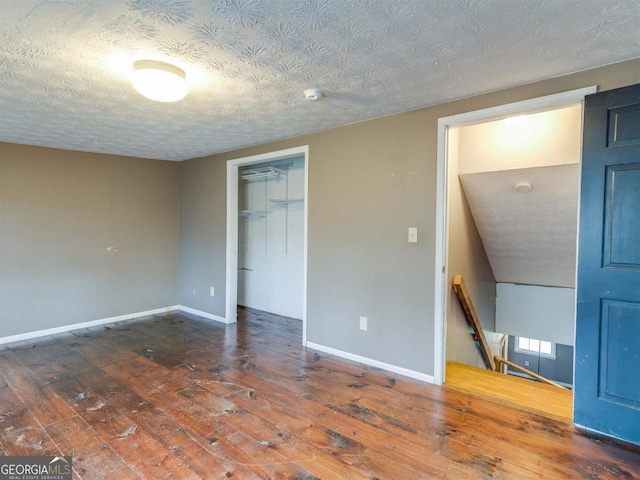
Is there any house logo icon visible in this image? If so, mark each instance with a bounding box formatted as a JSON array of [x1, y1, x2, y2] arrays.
[[47, 456, 72, 477]]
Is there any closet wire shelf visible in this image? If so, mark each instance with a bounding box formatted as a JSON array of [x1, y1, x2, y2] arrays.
[[239, 210, 268, 218], [240, 166, 287, 181], [270, 198, 304, 205]]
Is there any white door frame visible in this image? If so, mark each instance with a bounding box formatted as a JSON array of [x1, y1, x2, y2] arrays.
[[433, 86, 597, 385], [226, 145, 309, 345]]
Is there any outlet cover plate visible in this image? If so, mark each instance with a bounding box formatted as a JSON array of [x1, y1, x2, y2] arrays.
[[408, 227, 418, 243], [359, 316, 368, 331]]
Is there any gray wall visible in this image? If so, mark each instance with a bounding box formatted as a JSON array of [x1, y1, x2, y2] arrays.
[[497, 283, 575, 346], [177, 59, 640, 376], [0, 143, 179, 337], [2, 60, 637, 376], [178, 155, 227, 316], [507, 335, 574, 386], [446, 128, 498, 369], [180, 113, 435, 372]]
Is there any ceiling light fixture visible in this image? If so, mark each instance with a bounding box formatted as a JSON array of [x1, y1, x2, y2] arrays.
[[131, 60, 188, 102], [304, 88, 323, 101], [514, 181, 533, 193], [504, 115, 528, 127]]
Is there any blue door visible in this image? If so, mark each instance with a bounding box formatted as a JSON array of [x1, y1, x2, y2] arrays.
[[575, 83, 640, 445]]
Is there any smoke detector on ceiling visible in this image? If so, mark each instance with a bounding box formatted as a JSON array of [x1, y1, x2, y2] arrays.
[[304, 88, 323, 101], [514, 182, 533, 193]]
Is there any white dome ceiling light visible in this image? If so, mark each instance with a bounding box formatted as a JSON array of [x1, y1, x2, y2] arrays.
[[514, 181, 533, 193], [131, 60, 189, 102]]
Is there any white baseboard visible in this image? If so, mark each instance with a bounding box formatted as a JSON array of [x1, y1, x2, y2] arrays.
[[177, 305, 228, 324], [0, 305, 181, 346], [4, 309, 428, 392], [305, 341, 434, 384]]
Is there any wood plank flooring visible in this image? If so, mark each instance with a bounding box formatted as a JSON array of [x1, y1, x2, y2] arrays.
[[445, 362, 573, 422], [0, 307, 638, 479]]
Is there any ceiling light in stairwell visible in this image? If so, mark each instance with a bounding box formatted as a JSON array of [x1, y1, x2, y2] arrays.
[[514, 182, 533, 193], [131, 60, 188, 102], [504, 115, 528, 127]]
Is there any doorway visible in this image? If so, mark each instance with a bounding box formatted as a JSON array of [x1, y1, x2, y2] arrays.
[[226, 146, 309, 344], [434, 87, 596, 416]]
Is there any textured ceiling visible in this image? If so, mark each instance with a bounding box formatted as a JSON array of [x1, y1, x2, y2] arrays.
[[459, 164, 580, 288], [1, 1, 639, 161]]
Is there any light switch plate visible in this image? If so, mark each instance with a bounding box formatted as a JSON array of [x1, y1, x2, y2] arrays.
[[408, 227, 418, 243]]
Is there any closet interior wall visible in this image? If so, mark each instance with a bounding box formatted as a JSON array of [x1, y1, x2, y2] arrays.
[[237, 156, 305, 319]]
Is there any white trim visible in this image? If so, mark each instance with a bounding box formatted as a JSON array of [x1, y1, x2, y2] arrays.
[[306, 341, 435, 384], [0, 305, 180, 345], [225, 162, 239, 325], [439, 86, 598, 129], [433, 86, 597, 386], [178, 305, 227, 323], [433, 118, 449, 386], [302, 149, 309, 346], [225, 146, 309, 345]]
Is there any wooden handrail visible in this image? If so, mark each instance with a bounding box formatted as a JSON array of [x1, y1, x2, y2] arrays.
[[452, 275, 568, 389], [452, 275, 496, 371], [494, 356, 567, 389]]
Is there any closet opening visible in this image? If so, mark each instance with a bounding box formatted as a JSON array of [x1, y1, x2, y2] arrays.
[[225, 146, 309, 345]]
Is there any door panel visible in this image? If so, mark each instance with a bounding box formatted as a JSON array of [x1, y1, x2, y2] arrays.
[[608, 104, 640, 147], [576, 84, 640, 445], [603, 164, 640, 268], [600, 299, 640, 406]]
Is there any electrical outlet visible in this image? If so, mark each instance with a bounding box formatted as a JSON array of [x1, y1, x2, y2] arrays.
[[524, 360, 530, 367], [210, 286, 215, 297], [359, 316, 368, 331], [408, 227, 418, 243]]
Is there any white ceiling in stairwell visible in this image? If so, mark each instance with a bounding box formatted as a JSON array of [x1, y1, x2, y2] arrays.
[[454, 104, 583, 289], [1, 1, 639, 161], [459, 163, 580, 288], [456, 105, 584, 175]]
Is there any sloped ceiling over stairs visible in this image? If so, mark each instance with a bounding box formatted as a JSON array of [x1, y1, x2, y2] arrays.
[[460, 163, 579, 288]]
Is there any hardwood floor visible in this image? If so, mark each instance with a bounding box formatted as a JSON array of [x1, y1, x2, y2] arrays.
[[445, 362, 573, 423], [0, 307, 638, 479]]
